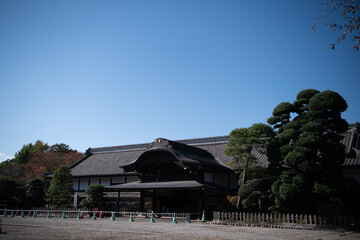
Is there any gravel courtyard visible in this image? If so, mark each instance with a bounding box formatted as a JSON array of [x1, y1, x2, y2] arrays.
[[1, 216, 360, 240]]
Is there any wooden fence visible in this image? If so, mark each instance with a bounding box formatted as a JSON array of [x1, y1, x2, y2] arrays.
[[212, 211, 360, 230]]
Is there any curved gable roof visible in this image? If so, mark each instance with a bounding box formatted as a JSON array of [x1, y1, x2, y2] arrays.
[[121, 138, 233, 172]]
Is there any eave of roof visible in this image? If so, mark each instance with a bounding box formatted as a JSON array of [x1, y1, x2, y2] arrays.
[[105, 180, 209, 191]]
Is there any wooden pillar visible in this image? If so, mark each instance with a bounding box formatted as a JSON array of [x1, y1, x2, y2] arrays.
[[140, 191, 144, 211], [117, 191, 120, 211], [152, 189, 156, 212], [201, 189, 207, 210]]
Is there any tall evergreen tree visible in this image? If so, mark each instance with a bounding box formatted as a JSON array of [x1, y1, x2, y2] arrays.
[[267, 89, 348, 212], [46, 165, 74, 207]]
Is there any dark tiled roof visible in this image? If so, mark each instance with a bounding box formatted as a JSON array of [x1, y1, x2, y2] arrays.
[[340, 123, 360, 167], [69, 137, 239, 177], [69, 150, 142, 177], [66, 123, 360, 177], [343, 158, 360, 167]]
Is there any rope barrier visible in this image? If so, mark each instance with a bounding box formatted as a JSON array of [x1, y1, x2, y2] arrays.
[[0, 208, 205, 223]]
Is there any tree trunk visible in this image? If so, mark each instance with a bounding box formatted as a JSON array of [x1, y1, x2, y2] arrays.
[[258, 198, 261, 211], [236, 159, 249, 210], [242, 166, 247, 186], [236, 195, 241, 209]]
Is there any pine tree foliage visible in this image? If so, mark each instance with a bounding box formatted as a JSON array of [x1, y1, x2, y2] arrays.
[[225, 123, 275, 209], [238, 166, 272, 211], [46, 165, 74, 207], [79, 184, 106, 209], [267, 89, 348, 212], [25, 179, 46, 207]]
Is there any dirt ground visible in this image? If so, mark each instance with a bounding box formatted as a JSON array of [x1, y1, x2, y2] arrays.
[[1, 216, 360, 240]]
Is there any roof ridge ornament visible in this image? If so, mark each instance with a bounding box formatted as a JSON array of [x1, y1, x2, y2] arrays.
[[148, 138, 171, 149]]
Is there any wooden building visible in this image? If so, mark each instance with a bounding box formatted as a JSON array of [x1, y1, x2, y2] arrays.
[[62, 136, 249, 212], [46, 123, 360, 212]]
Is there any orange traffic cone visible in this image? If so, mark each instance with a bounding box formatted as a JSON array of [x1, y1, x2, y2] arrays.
[[15, 210, 19, 216], [0, 219, 3, 234], [99, 211, 103, 218], [28, 211, 31, 217]]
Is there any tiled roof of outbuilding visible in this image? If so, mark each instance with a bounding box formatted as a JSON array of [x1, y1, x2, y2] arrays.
[[341, 123, 360, 167]]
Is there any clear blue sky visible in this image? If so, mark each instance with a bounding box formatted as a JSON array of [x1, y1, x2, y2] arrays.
[[0, 0, 359, 161]]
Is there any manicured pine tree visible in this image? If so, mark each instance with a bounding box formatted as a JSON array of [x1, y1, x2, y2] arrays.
[[79, 184, 106, 209], [267, 89, 348, 212]]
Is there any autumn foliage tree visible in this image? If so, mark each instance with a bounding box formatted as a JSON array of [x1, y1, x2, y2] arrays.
[[23, 151, 83, 183], [13, 140, 49, 164], [0, 141, 83, 184]]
